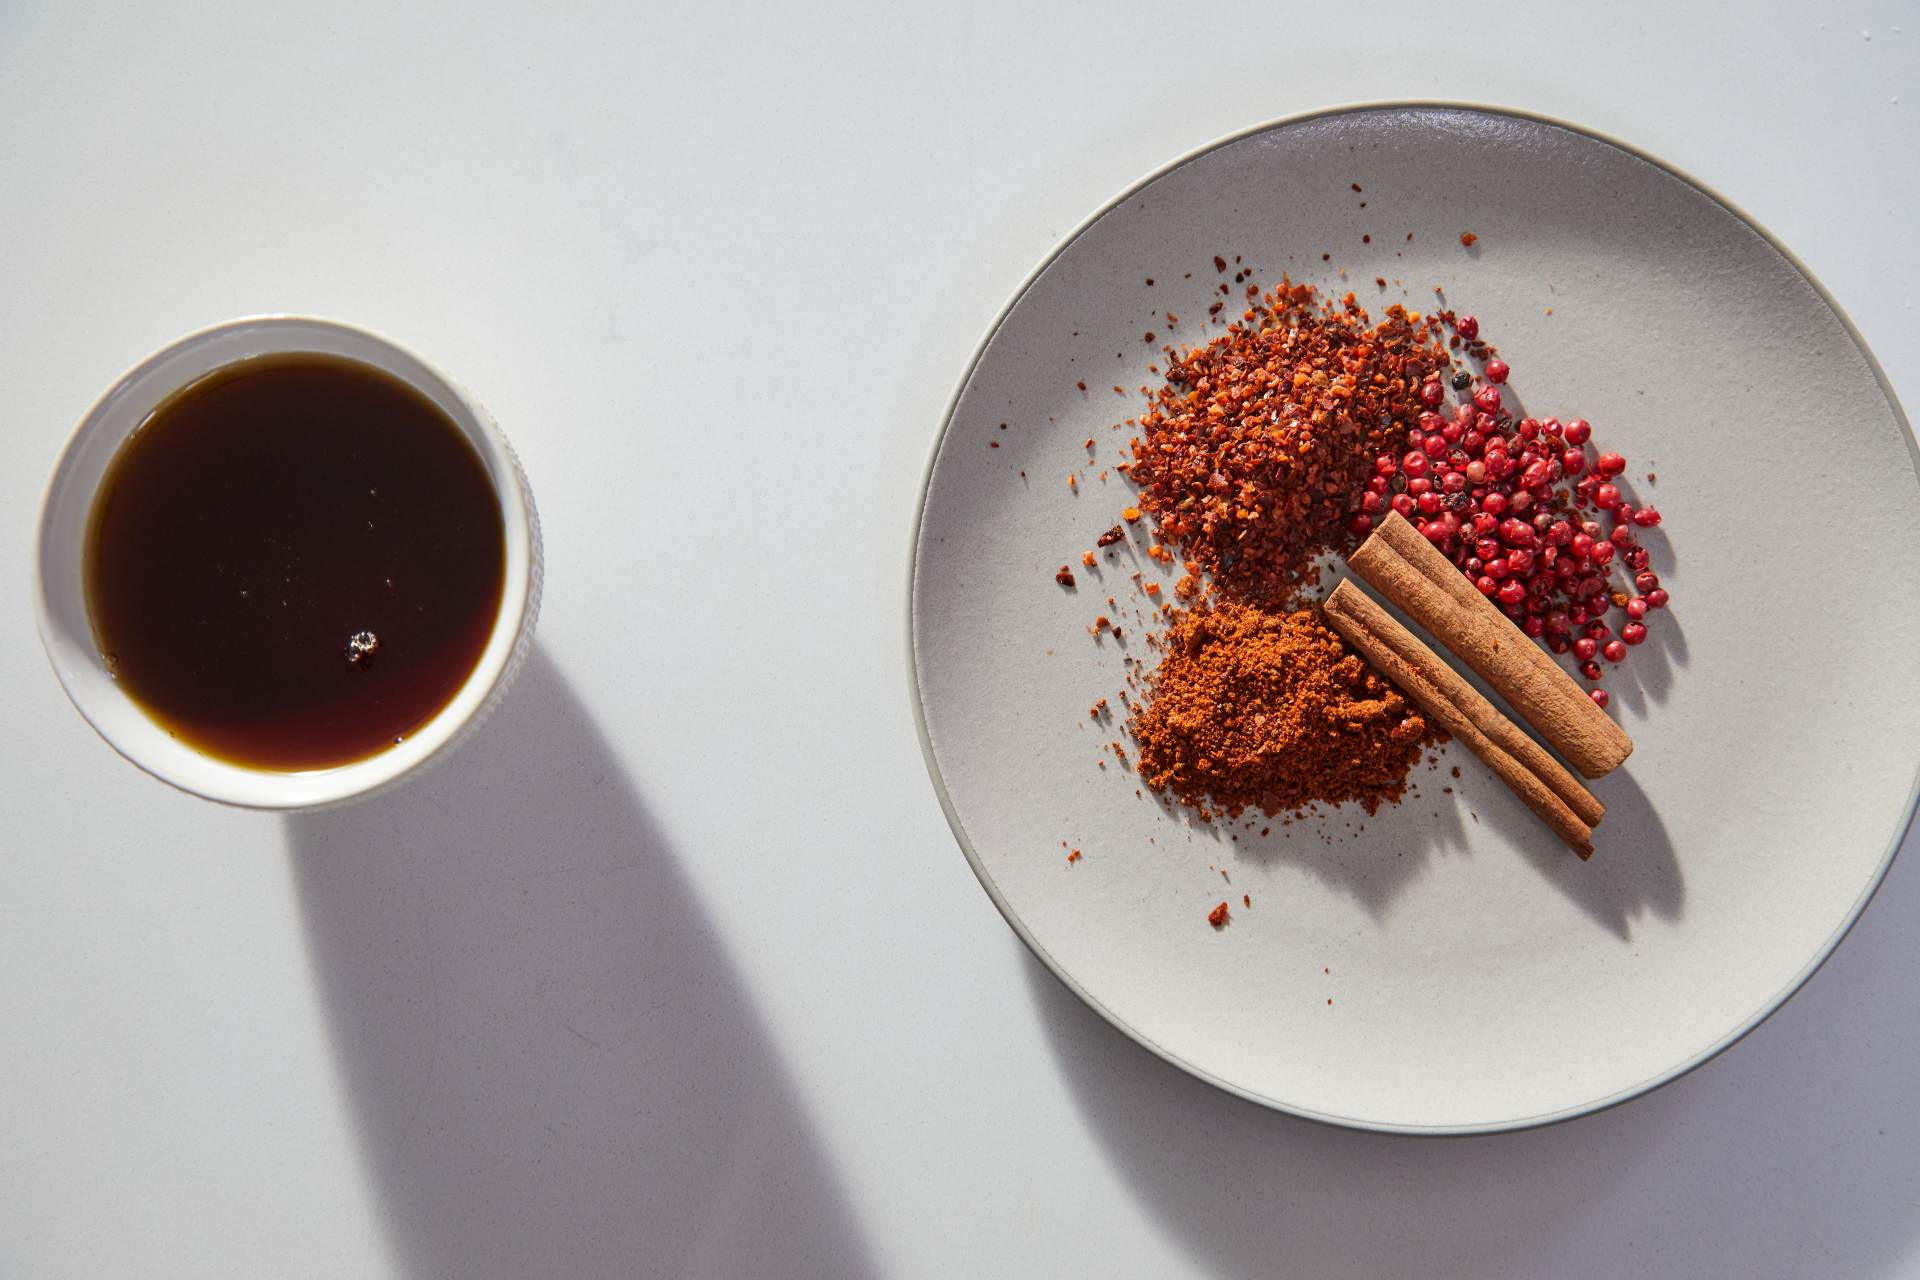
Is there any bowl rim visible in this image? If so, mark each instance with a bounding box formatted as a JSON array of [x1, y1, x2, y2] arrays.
[[901, 99, 1920, 1136], [33, 314, 537, 810]]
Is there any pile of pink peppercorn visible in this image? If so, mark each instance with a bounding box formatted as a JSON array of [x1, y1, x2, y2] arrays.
[[1349, 315, 1668, 708]]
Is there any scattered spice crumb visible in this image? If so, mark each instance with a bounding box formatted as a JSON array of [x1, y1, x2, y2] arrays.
[[1077, 380, 1087, 391], [1208, 901, 1230, 928], [1242, 893, 1251, 908], [1461, 231, 1478, 247], [1067, 849, 1082, 864], [1080, 550, 1095, 568], [1096, 525, 1125, 547], [1121, 507, 1142, 523], [1055, 566, 1076, 587]]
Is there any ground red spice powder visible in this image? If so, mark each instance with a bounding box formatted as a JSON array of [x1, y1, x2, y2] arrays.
[[1125, 281, 1447, 607], [1129, 601, 1434, 820]]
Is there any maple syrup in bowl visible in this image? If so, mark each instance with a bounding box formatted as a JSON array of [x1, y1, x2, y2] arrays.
[[35, 318, 540, 807]]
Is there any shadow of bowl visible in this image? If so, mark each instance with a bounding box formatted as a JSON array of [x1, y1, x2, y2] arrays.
[[286, 648, 876, 1279]]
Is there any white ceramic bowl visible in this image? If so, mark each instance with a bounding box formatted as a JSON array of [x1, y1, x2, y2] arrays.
[[34, 317, 541, 809]]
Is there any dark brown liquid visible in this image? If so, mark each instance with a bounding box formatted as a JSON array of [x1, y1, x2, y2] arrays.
[[86, 353, 506, 770]]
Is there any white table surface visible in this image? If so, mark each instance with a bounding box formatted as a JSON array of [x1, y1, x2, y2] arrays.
[[1, 3, 1914, 1276]]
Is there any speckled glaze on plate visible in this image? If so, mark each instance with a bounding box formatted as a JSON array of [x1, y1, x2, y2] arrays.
[[908, 103, 1920, 1134]]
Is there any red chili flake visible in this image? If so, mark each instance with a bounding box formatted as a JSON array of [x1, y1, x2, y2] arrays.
[[1055, 566, 1076, 587], [1207, 901, 1230, 928], [1124, 279, 1447, 606], [1067, 849, 1082, 863], [1461, 231, 1478, 247]]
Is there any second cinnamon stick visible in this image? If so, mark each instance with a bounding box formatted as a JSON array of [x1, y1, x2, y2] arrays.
[[1324, 580, 1600, 857], [1350, 511, 1633, 779]]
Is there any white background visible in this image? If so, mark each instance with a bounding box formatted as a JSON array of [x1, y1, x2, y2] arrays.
[[1, 2, 1914, 1276]]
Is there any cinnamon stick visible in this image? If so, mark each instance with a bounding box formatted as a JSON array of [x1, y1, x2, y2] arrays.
[[1324, 580, 1600, 857], [1349, 511, 1633, 779]]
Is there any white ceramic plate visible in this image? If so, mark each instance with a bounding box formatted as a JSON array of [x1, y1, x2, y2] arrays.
[[909, 103, 1920, 1134]]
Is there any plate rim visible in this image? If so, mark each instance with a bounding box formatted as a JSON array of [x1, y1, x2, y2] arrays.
[[904, 99, 1920, 1136]]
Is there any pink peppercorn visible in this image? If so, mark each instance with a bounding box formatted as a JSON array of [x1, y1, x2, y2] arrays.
[[1647, 588, 1669, 609], [1473, 384, 1503, 413], [1602, 639, 1627, 663], [1621, 622, 1648, 646], [1590, 688, 1609, 709], [1456, 314, 1479, 339], [1420, 380, 1444, 406], [1485, 358, 1509, 383], [1564, 419, 1591, 445]]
